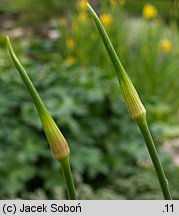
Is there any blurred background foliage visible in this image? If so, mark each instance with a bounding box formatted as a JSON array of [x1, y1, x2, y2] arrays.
[[0, 0, 179, 199]]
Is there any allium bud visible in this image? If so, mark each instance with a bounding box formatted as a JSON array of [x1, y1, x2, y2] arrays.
[[120, 73, 146, 120], [87, 4, 146, 121], [7, 36, 70, 160]]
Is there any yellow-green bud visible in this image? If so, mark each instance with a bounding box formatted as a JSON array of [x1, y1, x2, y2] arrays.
[[120, 74, 146, 121], [87, 4, 146, 121], [39, 110, 70, 160], [7, 36, 70, 161]]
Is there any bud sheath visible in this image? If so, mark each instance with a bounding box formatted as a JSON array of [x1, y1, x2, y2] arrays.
[[39, 110, 70, 160], [120, 75, 146, 120], [87, 4, 172, 200], [7, 36, 70, 160], [87, 3, 146, 121]]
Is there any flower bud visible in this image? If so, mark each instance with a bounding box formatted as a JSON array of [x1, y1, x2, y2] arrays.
[[120, 73, 146, 120], [7, 36, 70, 160], [87, 4, 146, 121], [39, 110, 70, 160]]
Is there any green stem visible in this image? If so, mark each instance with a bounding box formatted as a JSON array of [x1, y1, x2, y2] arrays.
[[7, 36, 77, 199], [137, 117, 172, 200], [88, 3, 172, 200], [60, 156, 77, 200], [6, 36, 46, 114], [87, 3, 126, 82]]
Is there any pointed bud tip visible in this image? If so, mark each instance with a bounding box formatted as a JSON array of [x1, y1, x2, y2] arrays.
[[6, 36, 70, 161], [86, 3, 90, 7], [87, 3, 146, 121], [6, 36, 11, 49], [6, 35, 16, 61], [87, 3, 93, 12], [87, 3, 96, 17]]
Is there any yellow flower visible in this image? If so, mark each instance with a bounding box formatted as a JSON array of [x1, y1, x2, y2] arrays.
[[118, 0, 126, 6], [64, 57, 76, 65], [77, 0, 88, 10], [111, 0, 125, 6], [111, 0, 117, 5], [160, 39, 173, 53], [100, 14, 113, 27], [143, 4, 157, 20], [66, 38, 75, 49], [78, 12, 89, 24]]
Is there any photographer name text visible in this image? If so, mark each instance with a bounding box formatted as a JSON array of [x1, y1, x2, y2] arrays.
[[2, 203, 81, 215]]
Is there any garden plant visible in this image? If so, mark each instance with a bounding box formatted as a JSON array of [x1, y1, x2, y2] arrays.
[[87, 3, 172, 200], [7, 37, 76, 200], [1, 0, 179, 200]]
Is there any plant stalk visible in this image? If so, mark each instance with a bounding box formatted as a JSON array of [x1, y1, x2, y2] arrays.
[[7, 36, 77, 200], [137, 117, 172, 200], [87, 3, 172, 199], [60, 157, 77, 200]]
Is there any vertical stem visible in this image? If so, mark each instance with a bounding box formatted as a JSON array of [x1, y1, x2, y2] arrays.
[[60, 157, 77, 200], [87, 4, 172, 199], [137, 117, 172, 200], [7, 36, 45, 113], [7, 36, 77, 199]]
